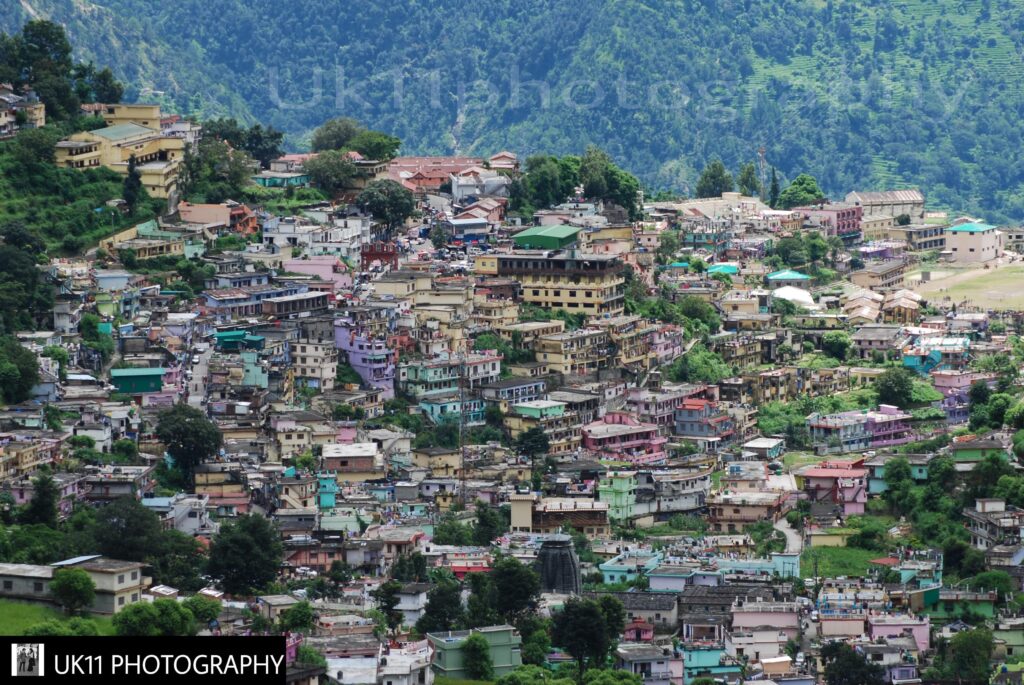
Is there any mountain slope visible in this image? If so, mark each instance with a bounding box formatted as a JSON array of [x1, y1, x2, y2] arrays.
[[5, 0, 1024, 220]]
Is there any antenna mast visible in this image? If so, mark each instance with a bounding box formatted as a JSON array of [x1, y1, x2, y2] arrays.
[[757, 146, 768, 199]]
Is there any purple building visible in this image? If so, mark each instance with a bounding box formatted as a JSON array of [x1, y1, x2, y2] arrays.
[[334, 320, 397, 399]]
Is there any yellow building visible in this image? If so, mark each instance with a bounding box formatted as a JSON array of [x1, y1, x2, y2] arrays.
[[504, 400, 581, 456], [587, 315, 657, 371], [100, 104, 163, 128], [496, 251, 625, 316], [473, 254, 499, 275], [535, 328, 611, 376], [55, 109, 185, 198]]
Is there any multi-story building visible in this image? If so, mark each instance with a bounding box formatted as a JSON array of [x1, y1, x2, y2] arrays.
[[633, 470, 712, 520], [626, 384, 708, 430], [398, 352, 502, 398], [509, 494, 611, 536], [0, 555, 149, 614], [496, 251, 625, 316], [427, 625, 522, 680], [945, 221, 1004, 264], [673, 399, 735, 449], [796, 203, 863, 243], [850, 260, 906, 291], [479, 378, 547, 413], [293, 339, 338, 391], [883, 223, 946, 251], [615, 644, 684, 685], [588, 315, 657, 371], [598, 471, 638, 521], [806, 405, 913, 454], [504, 401, 581, 456], [535, 328, 611, 377], [963, 499, 1024, 550], [55, 105, 186, 197], [845, 189, 925, 221], [334, 319, 397, 400], [706, 491, 786, 533], [584, 412, 668, 465]]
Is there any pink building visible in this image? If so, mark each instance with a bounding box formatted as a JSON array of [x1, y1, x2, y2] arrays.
[[283, 256, 353, 291], [623, 618, 654, 642], [867, 615, 930, 651], [730, 600, 801, 640], [9, 472, 86, 519], [800, 460, 868, 516], [930, 370, 998, 397], [582, 411, 668, 464]]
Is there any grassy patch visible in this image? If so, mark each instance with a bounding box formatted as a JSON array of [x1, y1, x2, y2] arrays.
[[800, 547, 880, 579], [0, 600, 115, 636], [915, 264, 1024, 309], [783, 452, 825, 469]]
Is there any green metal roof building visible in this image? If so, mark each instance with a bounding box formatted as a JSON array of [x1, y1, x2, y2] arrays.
[[766, 269, 811, 281], [512, 224, 581, 250], [948, 222, 997, 233], [110, 367, 166, 394], [707, 264, 739, 276]]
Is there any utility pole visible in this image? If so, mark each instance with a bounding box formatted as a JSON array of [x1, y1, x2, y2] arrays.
[[757, 146, 768, 200], [458, 352, 468, 508]]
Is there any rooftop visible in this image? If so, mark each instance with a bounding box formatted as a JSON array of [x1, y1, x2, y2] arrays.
[[949, 222, 997, 233]]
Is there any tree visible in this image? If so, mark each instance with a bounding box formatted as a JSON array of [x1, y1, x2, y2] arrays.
[[113, 602, 161, 636], [155, 404, 222, 488], [465, 571, 500, 628], [304, 149, 357, 196], [768, 167, 781, 208], [491, 557, 541, 624], [695, 159, 734, 198], [965, 570, 1014, 600], [432, 515, 474, 545], [553, 597, 611, 676], [311, 117, 362, 151], [821, 642, 885, 685], [0, 337, 40, 403], [462, 633, 495, 681], [474, 504, 508, 546], [516, 427, 550, 459], [664, 344, 730, 384], [296, 645, 327, 667], [415, 570, 464, 634], [874, 368, 914, 408], [21, 472, 59, 528], [372, 580, 403, 633], [207, 514, 283, 595], [122, 154, 144, 214], [24, 617, 98, 636], [149, 530, 208, 592], [777, 173, 826, 209], [279, 600, 315, 633], [346, 129, 401, 160], [737, 162, 761, 196], [94, 497, 164, 562], [946, 628, 994, 684], [968, 380, 992, 406], [595, 595, 625, 646], [895, 214, 911, 226], [820, 331, 852, 361], [329, 560, 353, 585], [357, 180, 416, 232], [181, 595, 221, 626], [50, 568, 95, 615]]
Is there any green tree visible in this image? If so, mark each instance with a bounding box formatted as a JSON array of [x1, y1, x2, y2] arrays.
[[49, 567, 96, 614], [737, 162, 761, 196], [181, 594, 222, 626], [821, 331, 852, 361], [24, 617, 99, 636], [304, 149, 357, 195], [123, 154, 143, 214], [155, 404, 222, 488], [0, 337, 40, 403], [553, 597, 611, 676], [372, 580, 403, 633], [149, 530, 208, 592], [821, 642, 885, 685], [768, 167, 780, 208], [346, 129, 401, 160], [207, 514, 283, 595], [357, 180, 416, 233], [874, 368, 914, 408], [777, 173, 826, 209], [968, 380, 992, 406], [491, 557, 541, 624], [664, 344, 730, 384], [462, 632, 495, 681], [695, 159, 734, 198], [946, 628, 994, 684], [474, 504, 508, 546], [279, 600, 315, 633], [311, 117, 363, 151], [94, 497, 164, 562], [432, 514, 474, 545], [20, 472, 59, 528], [415, 570, 464, 634], [516, 427, 550, 459]]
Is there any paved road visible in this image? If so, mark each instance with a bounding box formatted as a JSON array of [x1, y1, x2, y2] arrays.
[[187, 347, 213, 409], [774, 515, 804, 555]]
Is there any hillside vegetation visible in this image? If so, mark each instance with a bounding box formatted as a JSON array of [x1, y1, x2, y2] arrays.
[[4, 1, 1024, 220]]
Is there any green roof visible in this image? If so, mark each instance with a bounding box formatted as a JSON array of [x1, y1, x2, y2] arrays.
[[767, 269, 811, 280], [91, 122, 158, 141], [216, 330, 247, 341], [948, 222, 996, 233], [514, 224, 581, 240], [669, 261, 689, 268], [707, 264, 739, 275], [110, 367, 166, 377]]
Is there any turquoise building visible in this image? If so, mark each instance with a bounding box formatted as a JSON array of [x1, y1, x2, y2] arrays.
[[599, 550, 664, 584], [681, 644, 742, 684]]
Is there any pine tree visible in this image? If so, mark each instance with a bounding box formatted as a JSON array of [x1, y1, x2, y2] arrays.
[[123, 154, 143, 214], [768, 167, 780, 208]]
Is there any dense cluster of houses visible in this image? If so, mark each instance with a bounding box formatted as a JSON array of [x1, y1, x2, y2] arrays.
[[2, 101, 1024, 685]]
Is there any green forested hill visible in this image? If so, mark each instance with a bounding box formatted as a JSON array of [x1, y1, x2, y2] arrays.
[[5, 0, 1024, 220]]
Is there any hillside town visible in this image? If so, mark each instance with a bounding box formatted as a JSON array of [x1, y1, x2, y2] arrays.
[[3, 89, 1024, 685]]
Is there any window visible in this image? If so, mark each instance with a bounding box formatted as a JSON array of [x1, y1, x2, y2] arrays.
[[118, 574, 125, 584], [2, 580, 11, 590], [132, 593, 139, 602], [119, 596, 125, 606], [131, 571, 138, 580], [34, 582, 43, 592]]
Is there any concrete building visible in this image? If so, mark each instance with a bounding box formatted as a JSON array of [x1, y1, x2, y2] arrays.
[[496, 251, 625, 316], [427, 626, 522, 679], [944, 222, 1004, 264]]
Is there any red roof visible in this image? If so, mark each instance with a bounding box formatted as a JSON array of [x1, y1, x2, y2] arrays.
[[869, 556, 900, 567], [802, 467, 866, 479], [680, 399, 710, 409]]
